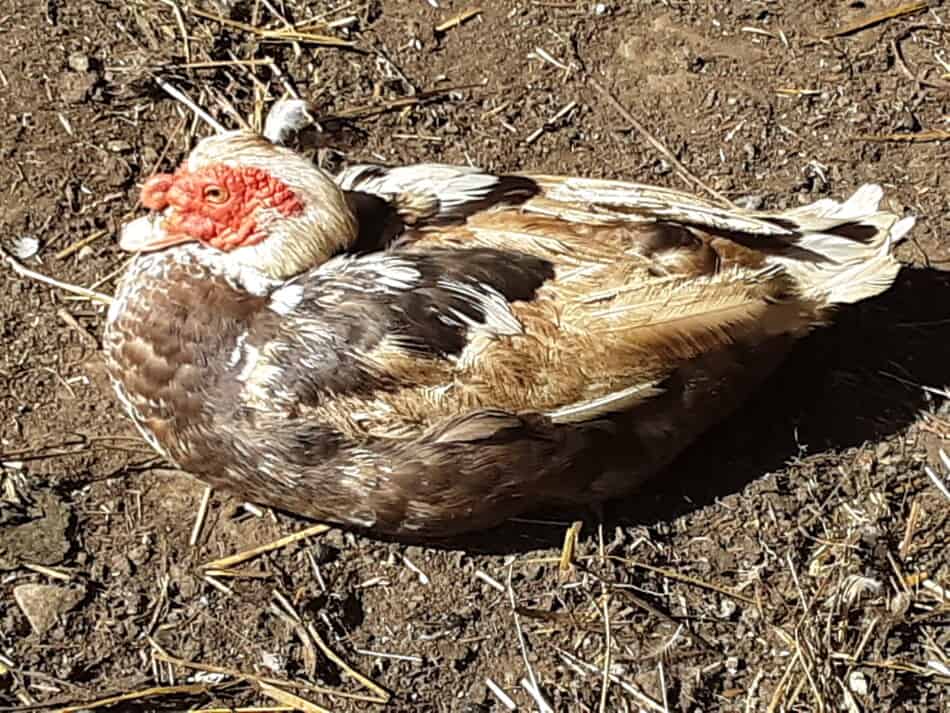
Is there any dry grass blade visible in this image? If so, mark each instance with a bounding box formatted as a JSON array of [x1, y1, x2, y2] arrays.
[[158, 0, 190, 63], [190, 486, 214, 547], [765, 652, 799, 713], [520, 677, 553, 713], [560, 520, 582, 572], [201, 523, 331, 569], [154, 76, 226, 133], [22, 563, 72, 582], [57, 308, 99, 350], [585, 566, 717, 654], [305, 623, 390, 704], [435, 8, 482, 33], [606, 555, 756, 605], [55, 229, 109, 260], [187, 7, 355, 48], [151, 650, 383, 705], [202, 574, 234, 596], [271, 587, 389, 702], [507, 563, 553, 712], [558, 649, 666, 712], [598, 584, 611, 713], [326, 83, 480, 120], [923, 465, 950, 501], [52, 683, 212, 712], [123, 58, 276, 71], [822, 1, 929, 40], [194, 706, 299, 713], [204, 567, 272, 579], [485, 678, 516, 711], [259, 683, 333, 713], [855, 130, 950, 143]]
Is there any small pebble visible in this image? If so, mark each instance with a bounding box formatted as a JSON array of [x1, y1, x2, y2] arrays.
[[848, 670, 868, 696], [67, 52, 91, 73], [718, 598, 738, 620], [106, 140, 132, 153]]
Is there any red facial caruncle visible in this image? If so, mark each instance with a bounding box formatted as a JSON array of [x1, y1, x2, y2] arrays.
[[140, 164, 304, 251]]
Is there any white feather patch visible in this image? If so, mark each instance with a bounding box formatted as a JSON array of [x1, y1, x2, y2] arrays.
[[269, 283, 305, 315], [228, 332, 248, 367], [374, 263, 421, 291], [547, 382, 662, 424], [236, 344, 261, 382], [336, 163, 500, 215], [436, 279, 523, 337]]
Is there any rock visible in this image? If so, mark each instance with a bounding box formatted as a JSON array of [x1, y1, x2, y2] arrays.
[[848, 670, 868, 696], [718, 597, 738, 620], [0, 491, 72, 571], [61, 72, 97, 104], [106, 139, 132, 153], [67, 52, 91, 73], [13, 584, 85, 635]]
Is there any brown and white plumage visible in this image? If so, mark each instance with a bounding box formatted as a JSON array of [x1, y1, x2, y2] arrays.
[[102, 130, 912, 537]]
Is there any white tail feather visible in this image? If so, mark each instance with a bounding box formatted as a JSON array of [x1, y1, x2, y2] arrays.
[[767, 184, 911, 306]]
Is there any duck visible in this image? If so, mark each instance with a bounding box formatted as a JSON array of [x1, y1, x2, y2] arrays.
[[102, 128, 913, 538]]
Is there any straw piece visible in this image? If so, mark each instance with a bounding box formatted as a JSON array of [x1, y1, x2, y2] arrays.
[[55, 684, 210, 713], [435, 8, 482, 33], [822, 1, 928, 40], [259, 683, 333, 713], [202, 523, 331, 570]]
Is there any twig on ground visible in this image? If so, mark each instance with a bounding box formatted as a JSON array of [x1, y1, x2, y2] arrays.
[[855, 130, 950, 143], [154, 76, 226, 133], [201, 523, 331, 570], [821, 1, 929, 40], [1, 247, 113, 304], [589, 78, 734, 207], [508, 562, 552, 712]]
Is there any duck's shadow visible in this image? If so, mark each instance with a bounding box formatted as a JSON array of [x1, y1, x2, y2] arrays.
[[436, 265, 950, 554]]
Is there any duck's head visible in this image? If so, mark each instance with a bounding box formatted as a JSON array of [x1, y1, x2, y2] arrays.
[[120, 131, 357, 280]]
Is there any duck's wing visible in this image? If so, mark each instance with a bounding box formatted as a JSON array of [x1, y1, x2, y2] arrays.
[[233, 241, 789, 443], [335, 162, 809, 242], [338, 163, 908, 269]]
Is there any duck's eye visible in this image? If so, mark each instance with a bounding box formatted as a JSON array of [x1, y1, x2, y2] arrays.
[[203, 185, 229, 204]]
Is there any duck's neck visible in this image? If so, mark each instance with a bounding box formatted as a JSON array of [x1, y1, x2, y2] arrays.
[[103, 245, 271, 466]]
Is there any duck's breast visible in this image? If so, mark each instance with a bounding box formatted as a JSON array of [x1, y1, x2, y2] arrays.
[[102, 248, 268, 466]]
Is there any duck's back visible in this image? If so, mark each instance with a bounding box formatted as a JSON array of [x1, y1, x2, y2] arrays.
[[321, 172, 907, 438]]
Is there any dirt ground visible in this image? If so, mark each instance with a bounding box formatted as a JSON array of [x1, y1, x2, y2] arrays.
[[1, 1, 949, 711]]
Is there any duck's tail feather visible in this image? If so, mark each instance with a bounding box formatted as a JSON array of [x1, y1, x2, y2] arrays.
[[762, 184, 912, 306]]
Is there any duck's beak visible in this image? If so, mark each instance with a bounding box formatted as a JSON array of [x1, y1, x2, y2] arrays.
[[119, 213, 194, 252]]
